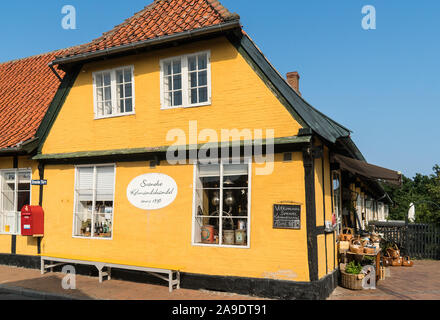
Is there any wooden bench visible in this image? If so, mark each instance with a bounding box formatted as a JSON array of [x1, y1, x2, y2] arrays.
[[40, 256, 180, 292]]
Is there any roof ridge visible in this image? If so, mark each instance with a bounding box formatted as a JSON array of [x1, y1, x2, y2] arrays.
[[205, 0, 240, 21], [58, 0, 241, 60]]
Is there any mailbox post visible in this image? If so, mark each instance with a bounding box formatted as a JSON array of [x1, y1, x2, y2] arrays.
[[21, 205, 44, 237]]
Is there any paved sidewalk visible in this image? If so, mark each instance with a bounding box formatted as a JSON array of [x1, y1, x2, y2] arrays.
[[0, 265, 263, 300], [329, 260, 440, 300]]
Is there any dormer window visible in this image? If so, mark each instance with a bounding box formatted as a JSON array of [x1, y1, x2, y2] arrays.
[[160, 51, 211, 109], [93, 66, 135, 119]]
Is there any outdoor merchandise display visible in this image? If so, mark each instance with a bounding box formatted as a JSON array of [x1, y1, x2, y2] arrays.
[[338, 230, 415, 291]]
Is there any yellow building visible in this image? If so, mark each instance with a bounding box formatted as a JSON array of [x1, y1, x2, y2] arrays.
[[0, 0, 400, 299]]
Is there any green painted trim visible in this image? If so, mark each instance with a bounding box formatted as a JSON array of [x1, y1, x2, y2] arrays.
[[35, 66, 82, 154], [33, 135, 311, 161]]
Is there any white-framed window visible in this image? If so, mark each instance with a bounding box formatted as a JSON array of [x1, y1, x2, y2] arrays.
[[93, 66, 135, 119], [73, 164, 116, 239], [192, 160, 251, 248], [0, 169, 31, 235], [160, 51, 211, 109]]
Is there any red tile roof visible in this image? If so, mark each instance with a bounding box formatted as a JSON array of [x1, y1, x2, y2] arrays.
[[60, 0, 239, 59], [0, 49, 69, 150]]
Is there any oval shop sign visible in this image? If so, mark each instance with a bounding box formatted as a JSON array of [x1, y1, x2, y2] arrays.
[[127, 173, 178, 210]]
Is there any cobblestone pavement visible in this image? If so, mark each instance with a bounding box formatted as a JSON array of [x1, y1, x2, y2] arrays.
[[0, 265, 263, 300], [328, 260, 440, 300]]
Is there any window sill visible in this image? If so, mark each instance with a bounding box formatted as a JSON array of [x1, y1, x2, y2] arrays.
[[161, 102, 211, 110], [94, 112, 135, 120], [192, 243, 250, 249], [72, 235, 113, 241]]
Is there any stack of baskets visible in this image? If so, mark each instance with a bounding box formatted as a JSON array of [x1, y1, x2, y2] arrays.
[[382, 244, 414, 267], [348, 237, 379, 255]]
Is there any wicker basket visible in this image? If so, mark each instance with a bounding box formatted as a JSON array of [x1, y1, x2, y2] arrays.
[[340, 270, 364, 290], [349, 237, 364, 254]]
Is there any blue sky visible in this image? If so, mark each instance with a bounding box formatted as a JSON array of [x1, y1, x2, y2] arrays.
[[0, 0, 439, 178]]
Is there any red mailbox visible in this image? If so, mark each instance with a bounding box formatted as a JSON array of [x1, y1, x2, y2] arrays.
[[21, 205, 44, 237]]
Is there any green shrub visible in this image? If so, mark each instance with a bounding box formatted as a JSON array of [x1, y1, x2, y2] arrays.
[[345, 261, 363, 275]]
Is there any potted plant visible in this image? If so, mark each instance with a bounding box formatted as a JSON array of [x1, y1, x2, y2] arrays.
[[341, 261, 365, 290]]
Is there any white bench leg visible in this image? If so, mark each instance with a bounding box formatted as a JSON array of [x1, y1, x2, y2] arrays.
[[169, 272, 173, 293], [177, 271, 180, 290], [40, 258, 45, 275]]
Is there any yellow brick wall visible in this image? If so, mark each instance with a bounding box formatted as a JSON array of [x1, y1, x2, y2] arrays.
[[42, 36, 302, 155], [39, 153, 311, 281]]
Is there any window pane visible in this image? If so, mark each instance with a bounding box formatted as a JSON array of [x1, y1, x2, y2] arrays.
[[125, 98, 133, 113], [103, 73, 111, 86], [190, 73, 197, 88], [164, 76, 172, 92], [93, 211, 112, 238], [191, 89, 198, 104], [96, 166, 114, 202], [173, 75, 182, 90], [198, 54, 207, 69], [188, 56, 197, 71], [164, 62, 171, 76], [165, 92, 172, 107], [173, 60, 181, 74], [18, 171, 31, 184], [104, 87, 112, 100], [17, 191, 30, 212], [198, 70, 207, 86], [223, 189, 248, 216], [125, 83, 132, 97], [124, 69, 131, 82], [198, 164, 220, 177], [116, 70, 124, 84], [96, 74, 103, 87], [97, 102, 104, 116], [195, 217, 219, 244], [199, 87, 208, 103], [173, 91, 182, 106], [97, 88, 103, 102], [74, 207, 92, 238], [105, 101, 113, 115], [2, 172, 15, 191], [200, 176, 220, 189], [118, 99, 125, 113], [2, 192, 15, 212]]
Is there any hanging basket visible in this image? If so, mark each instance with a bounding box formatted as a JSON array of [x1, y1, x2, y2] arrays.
[[340, 270, 364, 290]]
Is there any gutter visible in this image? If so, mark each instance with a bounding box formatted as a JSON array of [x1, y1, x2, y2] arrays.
[[0, 137, 39, 155], [51, 20, 241, 67]]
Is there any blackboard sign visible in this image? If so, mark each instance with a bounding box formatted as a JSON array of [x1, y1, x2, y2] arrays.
[[273, 204, 301, 229]]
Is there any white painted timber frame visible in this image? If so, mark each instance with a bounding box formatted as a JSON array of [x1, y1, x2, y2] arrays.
[[72, 164, 116, 240], [160, 50, 211, 110], [92, 65, 135, 120], [0, 168, 32, 235], [191, 159, 252, 249]]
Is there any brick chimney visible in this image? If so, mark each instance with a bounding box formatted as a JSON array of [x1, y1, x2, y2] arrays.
[[286, 71, 301, 96]]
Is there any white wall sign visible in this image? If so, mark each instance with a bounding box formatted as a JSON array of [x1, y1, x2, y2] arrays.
[[127, 173, 178, 210]]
